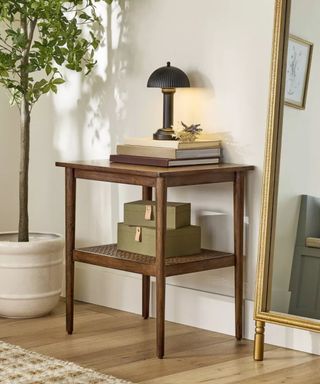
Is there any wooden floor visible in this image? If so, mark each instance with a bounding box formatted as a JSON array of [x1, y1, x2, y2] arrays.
[[0, 301, 319, 383]]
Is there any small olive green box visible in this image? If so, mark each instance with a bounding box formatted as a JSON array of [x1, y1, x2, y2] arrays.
[[123, 200, 190, 229], [117, 223, 201, 258]]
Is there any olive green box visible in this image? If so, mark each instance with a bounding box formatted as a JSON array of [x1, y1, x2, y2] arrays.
[[117, 223, 201, 258], [123, 200, 190, 229]]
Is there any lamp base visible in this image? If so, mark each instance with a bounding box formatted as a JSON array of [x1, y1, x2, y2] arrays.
[[153, 128, 177, 141]]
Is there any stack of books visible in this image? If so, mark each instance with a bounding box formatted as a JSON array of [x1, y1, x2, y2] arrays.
[[110, 137, 222, 167]]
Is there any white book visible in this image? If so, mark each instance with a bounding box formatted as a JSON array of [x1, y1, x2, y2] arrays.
[[167, 158, 220, 166]]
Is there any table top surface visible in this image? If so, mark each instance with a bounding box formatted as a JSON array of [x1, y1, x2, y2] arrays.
[[56, 160, 254, 178]]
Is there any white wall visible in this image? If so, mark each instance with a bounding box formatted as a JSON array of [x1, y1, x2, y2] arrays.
[[6, 0, 274, 300], [59, 0, 272, 301], [0, 89, 19, 232], [271, 0, 320, 313], [7, 0, 318, 353]]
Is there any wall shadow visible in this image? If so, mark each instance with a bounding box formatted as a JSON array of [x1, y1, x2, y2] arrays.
[[53, 0, 132, 247]]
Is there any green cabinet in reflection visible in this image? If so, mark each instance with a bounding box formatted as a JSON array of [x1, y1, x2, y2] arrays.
[[289, 195, 320, 319]]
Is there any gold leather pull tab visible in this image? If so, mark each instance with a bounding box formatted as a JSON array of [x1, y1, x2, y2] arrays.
[[135, 227, 142, 242], [145, 205, 152, 220]]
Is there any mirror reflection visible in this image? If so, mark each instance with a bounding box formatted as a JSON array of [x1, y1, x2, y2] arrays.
[[270, 0, 320, 319]]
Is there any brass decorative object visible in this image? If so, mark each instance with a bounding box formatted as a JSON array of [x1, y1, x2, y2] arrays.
[[175, 122, 202, 142]]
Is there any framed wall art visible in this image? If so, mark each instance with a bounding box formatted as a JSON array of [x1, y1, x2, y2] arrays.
[[285, 35, 313, 109]]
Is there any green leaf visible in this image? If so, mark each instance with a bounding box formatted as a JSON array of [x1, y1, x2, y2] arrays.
[[42, 84, 51, 94], [52, 78, 65, 85], [54, 55, 64, 66], [45, 65, 52, 75], [79, 13, 90, 20], [50, 84, 58, 93]]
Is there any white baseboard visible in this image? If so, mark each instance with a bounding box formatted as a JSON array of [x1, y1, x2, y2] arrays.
[[73, 264, 143, 314], [70, 264, 320, 356]]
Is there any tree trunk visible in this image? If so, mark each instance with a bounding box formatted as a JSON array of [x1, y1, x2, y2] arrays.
[[18, 13, 32, 242], [18, 97, 30, 242]]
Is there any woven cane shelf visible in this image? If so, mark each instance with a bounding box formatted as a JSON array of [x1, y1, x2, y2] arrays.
[[73, 244, 235, 277]]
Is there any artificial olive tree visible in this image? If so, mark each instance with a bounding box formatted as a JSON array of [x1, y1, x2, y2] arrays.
[[0, 0, 112, 241]]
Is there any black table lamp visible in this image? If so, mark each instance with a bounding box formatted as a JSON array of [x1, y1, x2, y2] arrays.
[[147, 62, 190, 140]]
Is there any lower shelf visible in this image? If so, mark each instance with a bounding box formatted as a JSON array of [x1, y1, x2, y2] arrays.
[[73, 244, 235, 277]]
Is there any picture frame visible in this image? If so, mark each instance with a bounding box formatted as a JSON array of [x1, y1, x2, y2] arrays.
[[285, 35, 313, 109]]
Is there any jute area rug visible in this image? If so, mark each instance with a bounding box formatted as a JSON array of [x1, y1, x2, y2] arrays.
[[0, 341, 132, 384]]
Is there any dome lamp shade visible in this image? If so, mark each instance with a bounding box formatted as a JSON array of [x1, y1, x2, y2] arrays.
[[147, 62, 190, 89]]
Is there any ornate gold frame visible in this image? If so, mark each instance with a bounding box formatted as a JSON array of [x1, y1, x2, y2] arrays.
[[253, 0, 320, 361]]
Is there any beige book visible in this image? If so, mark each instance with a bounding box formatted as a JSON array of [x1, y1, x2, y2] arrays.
[[123, 137, 221, 149], [117, 144, 221, 159]]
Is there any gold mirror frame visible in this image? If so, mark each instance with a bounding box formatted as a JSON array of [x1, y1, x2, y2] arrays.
[[253, 0, 320, 361]]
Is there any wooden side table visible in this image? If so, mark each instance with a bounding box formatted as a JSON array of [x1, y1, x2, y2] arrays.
[[56, 160, 254, 358]]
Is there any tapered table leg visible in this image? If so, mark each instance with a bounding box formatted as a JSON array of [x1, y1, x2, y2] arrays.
[[142, 186, 152, 319], [155, 178, 167, 359], [234, 171, 244, 340], [254, 321, 265, 361], [142, 275, 150, 319], [65, 168, 76, 335]]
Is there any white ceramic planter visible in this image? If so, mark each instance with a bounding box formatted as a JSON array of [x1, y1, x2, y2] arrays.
[[0, 232, 64, 318]]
